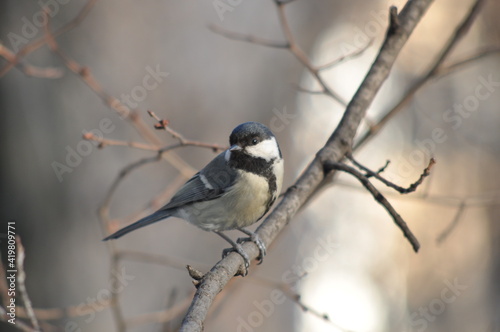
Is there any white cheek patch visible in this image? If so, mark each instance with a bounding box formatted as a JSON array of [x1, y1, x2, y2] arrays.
[[225, 149, 231, 162], [245, 137, 280, 161]]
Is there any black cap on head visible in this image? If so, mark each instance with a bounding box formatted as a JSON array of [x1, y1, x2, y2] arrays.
[[229, 122, 275, 148]]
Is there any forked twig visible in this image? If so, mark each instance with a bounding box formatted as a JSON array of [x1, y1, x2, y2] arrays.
[[324, 161, 420, 252], [347, 154, 436, 194]]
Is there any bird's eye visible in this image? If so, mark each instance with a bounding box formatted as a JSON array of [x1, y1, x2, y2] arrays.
[[251, 138, 258, 145]]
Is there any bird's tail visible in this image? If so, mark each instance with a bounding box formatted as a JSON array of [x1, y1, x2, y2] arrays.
[[103, 210, 172, 241]]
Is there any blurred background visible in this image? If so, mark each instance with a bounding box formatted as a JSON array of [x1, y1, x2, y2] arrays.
[[0, 0, 499, 331]]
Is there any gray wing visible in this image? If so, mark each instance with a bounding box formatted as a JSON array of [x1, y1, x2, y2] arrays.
[[161, 152, 237, 210]]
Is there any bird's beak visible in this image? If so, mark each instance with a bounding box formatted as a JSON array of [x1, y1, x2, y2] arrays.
[[230, 144, 242, 151]]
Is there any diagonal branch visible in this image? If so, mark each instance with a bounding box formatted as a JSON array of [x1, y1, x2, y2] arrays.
[[324, 162, 420, 252], [434, 46, 500, 78], [180, 1, 434, 331], [353, 0, 487, 151], [436, 200, 466, 244], [16, 237, 41, 332]]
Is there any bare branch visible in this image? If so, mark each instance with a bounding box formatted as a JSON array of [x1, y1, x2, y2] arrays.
[[325, 161, 420, 252], [293, 83, 326, 95], [83, 129, 226, 153], [41, 11, 197, 181], [434, 46, 500, 78], [317, 39, 374, 71], [208, 24, 288, 48], [0, 0, 99, 77], [82, 132, 158, 151], [436, 201, 466, 244], [275, 3, 346, 105], [280, 285, 353, 332], [116, 251, 189, 271], [126, 296, 192, 328], [0, 44, 63, 79], [348, 154, 436, 194], [148, 111, 227, 152], [365, 160, 391, 178], [353, 0, 487, 151], [101, 173, 186, 244], [0, 305, 36, 332], [209, 3, 347, 106], [16, 237, 41, 331], [0, 258, 10, 309]]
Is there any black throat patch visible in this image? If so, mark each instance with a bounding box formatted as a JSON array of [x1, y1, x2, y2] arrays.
[[229, 151, 278, 214]]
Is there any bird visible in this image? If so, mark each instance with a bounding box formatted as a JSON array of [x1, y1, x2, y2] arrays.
[[103, 122, 284, 275]]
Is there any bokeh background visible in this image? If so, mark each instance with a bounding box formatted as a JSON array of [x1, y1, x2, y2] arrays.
[[1, 0, 499, 331]]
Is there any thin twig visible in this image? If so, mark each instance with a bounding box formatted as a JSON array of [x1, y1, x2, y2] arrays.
[[325, 161, 420, 252], [42, 12, 196, 179], [293, 84, 326, 95], [434, 46, 500, 77], [208, 24, 288, 48], [162, 288, 178, 332], [209, 2, 347, 106], [148, 111, 227, 151], [109, 257, 126, 332], [83, 133, 158, 151], [436, 200, 466, 244], [281, 287, 353, 332], [116, 251, 189, 271], [347, 154, 436, 194], [0, 305, 36, 331], [16, 300, 111, 321], [126, 295, 192, 328], [0, 0, 99, 77], [99, 154, 163, 226], [246, 274, 350, 332], [364, 160, 391, 179], [336, 179, 500, 209], [0, 44, 63, 78], [0, 255, 10, 308], [16, 237, 41, 331], [317, 39, 374, 70], [122, 172, 184, 220], [275, 3, 346, 105]]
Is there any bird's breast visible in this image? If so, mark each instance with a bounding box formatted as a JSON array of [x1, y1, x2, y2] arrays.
[[220, 170, 270, 228]]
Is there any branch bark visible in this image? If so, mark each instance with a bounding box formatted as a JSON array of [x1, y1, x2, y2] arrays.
[[353, 0, 487, 151], [180, 1, 434, 331]]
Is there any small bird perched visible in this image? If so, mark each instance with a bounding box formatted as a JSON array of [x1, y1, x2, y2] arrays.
[[103, 122, 284, 275]]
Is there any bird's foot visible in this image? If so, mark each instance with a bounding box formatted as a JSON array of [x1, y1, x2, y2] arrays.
[[222, 244, 250, 276], [237, 231, 267, 265]]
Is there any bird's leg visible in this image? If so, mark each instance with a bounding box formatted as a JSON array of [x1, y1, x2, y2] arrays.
[[215, 231, 250, 276], [236, 228, 266, 265]]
